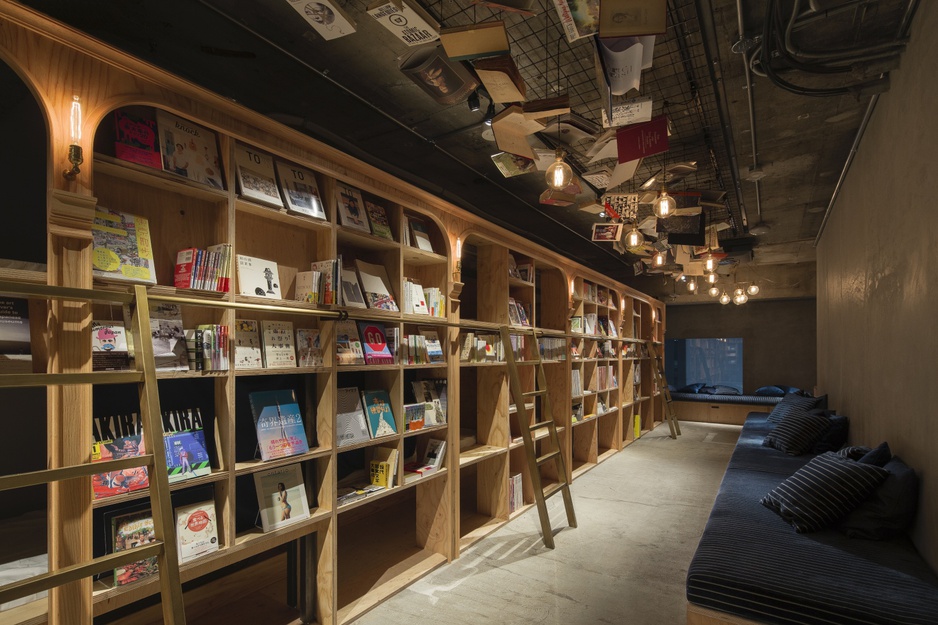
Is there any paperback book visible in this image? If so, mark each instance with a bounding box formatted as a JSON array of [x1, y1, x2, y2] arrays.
[[296, 328, 323, 367], [91, 412, 149, 499], [156, 109, 225, 189], [369, 446, 399, 488], [253, 463, 311, 533], [249, 389, 310, 461], [363, 199, 394, 240], [234, 319, 264, 370], [175, 500, 219, 564], [361, 389, 398, 438], [357, 321, 394, 365], [237, 255, 282, 299], [310, 259, 338, 305], [112, 509, 158, 586], [113, 107, 162, 169], [260, 320, 297, 368], [162, 407, 212, 483], [404, 403, 425, 431], [334, 182, 370, 233], [91, 320, 131, 371], [235, 142, 284, 208], [366, 0, 439, 47], [336, 386, 371, 447], [149, 303, 188, 371], [335, 320, 365, 366], [275, 160, 327, 220], [286, 0, 357, 41], [355, 260, 399, 311], [407, 215, 435, 252], [339, 267, 367, 309], [91, 207, 157, 285]]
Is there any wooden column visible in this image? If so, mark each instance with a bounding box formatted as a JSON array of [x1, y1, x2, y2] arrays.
[[47, 189, 96, 625]]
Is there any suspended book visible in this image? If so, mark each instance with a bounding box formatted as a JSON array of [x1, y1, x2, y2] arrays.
[[440, 21, 510, 61], [657, 213, 706, 246], [491, 104, 545, 160], [616, 115, 669, 163], [586, 129, 618, 164], [599, 0, 667, 38], [591, 223, 623, 242], [235, 142, 284, 209], [607, 158, 641, 188], [399, 43, 479, 106], [472, 54, 526, 103], [602, 95, 653, 128], [366, 0, 439, 47], [539, 188, 577, 207], [540, 120, 595, 147], [596, 37, 644, 96], [285, 0, 356, 40], [491, 152, 536, 178], [639, 161, 698, 190], [550, 0, 599, 43], [582, 166, 613, 189], [522, 95, 571, 121], [602, 193, 640, 220], [532, 148, 558, 171]]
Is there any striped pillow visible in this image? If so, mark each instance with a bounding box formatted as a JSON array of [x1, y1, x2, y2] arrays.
[[761, 452, 889, 533], [763, 409, 831, 455], [838, 445, 872, 461], [766, 393, 820, 423]]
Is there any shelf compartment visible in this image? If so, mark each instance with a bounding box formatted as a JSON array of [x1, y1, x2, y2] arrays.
[[234, 365, 331, 377], [90, 469, 228, 509], [458, 444, 506, 468], [401, 246, 447, 266], [402, 423, 448, 439], [235, 196, 333, 232], [94, 155, 229, 203], [234, 447, 332, 477], [336, 225, 400, 251]]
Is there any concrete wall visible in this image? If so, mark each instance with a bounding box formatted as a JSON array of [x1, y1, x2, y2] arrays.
[[665, 299, 817, 394], [817, 2, 938, 569]]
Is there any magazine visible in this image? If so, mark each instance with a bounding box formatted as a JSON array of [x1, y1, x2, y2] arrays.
[[155, 110, 224, 189]]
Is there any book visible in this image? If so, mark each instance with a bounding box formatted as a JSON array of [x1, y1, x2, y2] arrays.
[[355, 260, 399, 311], [335, 319, 365, 366], [113, 107, 161, 169], [112, 509, 158, 586], [369, 446, 399, 488], [419, 327, 445, 364], [357, 320, 394, 365], [91, 320, 130, 371], [260, 320, 297, 368], [92, 412, 149, 499], [237, 254, 282, 299], [195, 323, 229, 371], [339, 267, 367, 309], [592, 223, 624, 242], [508, 298, 523, 326], [366, 0, 439, 47], [0, 297, 31, 373], [423, 438, 446, 471], [361, 389, 398, 438], [286, 0, 356, 40], [310, 259, 338, 305], [404, 402, 425, 431], [412, 380, 445, 425], [91, 207, 157, 285], [162, 407, 212, 483], [334, 182, 370, 233], [440, 21, 510, 61], [296, 328, 323, 367], [407, 216, 434, 252], [472, 54, 526, 103], [253, 463, 311, 532], [234, 319, 264, 369], [175, 500, 219, 564], [155, 109, 224, 189], [398, 42, 479, 106], [249, 389, 310, 461], [491, 152, 536, 178], [149, 302, 188, 371], [336, 387, 371, 447], [235, 142, 284, 208], [599, 0, 667, 37], [616, 115, 669, 163], [294, 270, 321, 304], [363, 199, 394, 240], [274, 160, 327, 220]]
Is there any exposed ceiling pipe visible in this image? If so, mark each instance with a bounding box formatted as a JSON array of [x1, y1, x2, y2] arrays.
[[814, 0, 919, 246], [735, 0, 764, 228]]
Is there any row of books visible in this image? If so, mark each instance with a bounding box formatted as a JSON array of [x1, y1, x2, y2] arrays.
[[571, 313, 618, 337], [597, 365, 618, 391], [337, 438, 446, 506], [507, 296, 531, 327], [577, 281, 611, 306], [459, 332, 503, 363], [336, 380, 446, 448], [508, 473, 523, 514], [235, 319, 322, 369], [507, 253, 533, 283], [538, 337, 567, 361], [174, 244, 232, 292], [403, 279, 445, 317], [398, 332, 445, 365], [571, 369, 584, 397], [187, 324, 229, 372], [400, 213, 437, 253]]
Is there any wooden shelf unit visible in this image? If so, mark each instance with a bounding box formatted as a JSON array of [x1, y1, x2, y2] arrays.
[[0, 8, 665, 624]]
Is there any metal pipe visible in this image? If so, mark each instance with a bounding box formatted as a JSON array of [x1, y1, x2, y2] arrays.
[[785, 0, 907, 62], [736, 0, 763, 224]]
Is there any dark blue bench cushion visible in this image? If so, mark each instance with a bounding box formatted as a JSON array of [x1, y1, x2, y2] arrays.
[[670, 393, 783, 406]]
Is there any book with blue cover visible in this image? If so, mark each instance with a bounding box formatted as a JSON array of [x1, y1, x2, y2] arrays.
[[249, 390, 310, 461], [361, 390, 398, 438], [164, 428, 211, 483]]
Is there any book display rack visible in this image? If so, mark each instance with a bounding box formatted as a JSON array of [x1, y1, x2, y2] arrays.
[[0, 6, 663, 625]]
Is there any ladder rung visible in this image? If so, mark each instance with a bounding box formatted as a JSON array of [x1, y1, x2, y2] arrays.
[[515, 360, 543, 366], [0, 371, 145, 388], [523, 390, 547, 398], [0, 454, 154, 492], [536, 450, 561, 466], [542, 482, 566, 499], [529, 421, 552, 431]]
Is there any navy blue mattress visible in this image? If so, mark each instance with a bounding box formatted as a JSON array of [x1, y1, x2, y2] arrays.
[[687, 414, 938, 624], [670, 393, 782, 406]]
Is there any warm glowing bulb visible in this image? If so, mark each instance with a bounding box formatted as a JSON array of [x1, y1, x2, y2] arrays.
[[455, 237, 462, 260], [625, 227, 644, 247], [653, 190, 676, 218], [69, 95, 82, 143], [707, 273, 717, 284], [734, 292, 749, 305], [704, 254, 716, 273], [708, 286, 720, 297], [545, 150, 573, 190], [654, 251, 666, 266], [719, 292, 731, 305], [733, 287, 745, 298], [747, 284, 760, 296], [687, 278, 697, 293]]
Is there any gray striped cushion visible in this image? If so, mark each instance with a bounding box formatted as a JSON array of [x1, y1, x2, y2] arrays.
[[761, 452, 889, 533], [838, 445, 872, 460], [766, 393, 820, 423], [763, 409, 831, 456]]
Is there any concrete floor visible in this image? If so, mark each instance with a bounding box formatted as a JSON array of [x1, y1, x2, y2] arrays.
[[356, 421, 741, 625]]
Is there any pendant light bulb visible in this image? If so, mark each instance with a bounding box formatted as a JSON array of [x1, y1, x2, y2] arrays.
[[687, 278, 697, 293], [708, 286, 720, 297], [545, 149, 573, 190], [625, 226, 644, 248], [747, 284, 760, 296], [719, 291, 731, 305], [654, 251, 666, 266], [652, 189, 676, 219], [704, 254, 717, 273], [707, 273, 717, 284]]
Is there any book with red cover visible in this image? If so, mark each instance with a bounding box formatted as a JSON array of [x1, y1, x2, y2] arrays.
[[357, 321, 394, 365], [174, 248, 199, 289], [113, 108, 162, 169], [616, 115, 669, 164]]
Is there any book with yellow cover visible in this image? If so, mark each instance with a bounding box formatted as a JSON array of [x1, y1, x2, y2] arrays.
[[92, 207, 157, 285]]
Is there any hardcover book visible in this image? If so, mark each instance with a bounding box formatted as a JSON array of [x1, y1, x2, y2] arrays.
[[334, 182, 370, 233], [162, 407, 212, 483], [440, 21, 510, 61], [423, 438, 446, 471], [407, 216, 435, 252], [234, 319, 264, 370], [249, 389, 310, 461], [275, 160, 327, 220], [112, 509, 158, 586], [286, 0, 357, 41], [253, 463, 311, 533], [149, 303, 188, 371], [336, 387, 371, 447], [237, 255, 282, 299], [398, 43, 479, 106], [363, 199, 394, 240], [155, 109, 224, 189], [175, 500, 219, 564], [91, 320, 130, 371], [357, 321, 394, 365], [366, 0, 439, 47], [339, 267, 367, 309], [491, 152, 536, 178], [92, 412, 149, 500], [412, 380, 445, 425], [296, 328, 323, 367], [335, 319, 365, 366], [355, 260, 399, 311], [361, 389, 398, 438], [113, 107, 162, 169], [235, 142, 284, 208], [260, 320, 297, 369], [91, 207, 157, 285]]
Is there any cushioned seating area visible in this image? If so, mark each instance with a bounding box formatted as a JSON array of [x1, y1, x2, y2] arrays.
[[687, 413, 938, 625], [669, 392, 783, 406]]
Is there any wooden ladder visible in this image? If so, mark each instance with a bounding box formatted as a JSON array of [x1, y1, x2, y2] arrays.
[[646, 340, 680, 439], [0, 282, 186, 625], [500, 326, 576, 549]]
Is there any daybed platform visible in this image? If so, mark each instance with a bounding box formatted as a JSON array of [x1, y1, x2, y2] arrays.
[[670, 394, 781, 426], [686, 413, 938, 625]]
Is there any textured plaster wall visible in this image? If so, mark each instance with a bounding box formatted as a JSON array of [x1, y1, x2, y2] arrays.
[[817, 2, 938, 569], [665, 299, 816, 393]]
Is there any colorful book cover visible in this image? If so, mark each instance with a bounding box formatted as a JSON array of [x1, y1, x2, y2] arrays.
[[275, 160, 327, 220], [261, 320, 297, 369], [234, 141, 284, 208], [253, 463, 311, 533], [91, 320, 130, 371], [163, 424, 211, 484], [156, 109, 225, 189], [357, 321, 394, 365], [296, 328, 323, 367], [335, 320, 365, 366], [404, 403, 425, 431], [336, 387, 371, 447], [91, 207, 157, 285], [175, 500, 219, 563], [355, 260, 399, 311], [112, 509, 158, 586], [92, 411, 149, 499], [363, 199, 394, 239], [113, 107, 162, 169], [249, 389, 310, 461], [150, 303, 188, 371], [334, 182, 370, 233], [361, 389, 398, 438], [234, 319, 263, 370]]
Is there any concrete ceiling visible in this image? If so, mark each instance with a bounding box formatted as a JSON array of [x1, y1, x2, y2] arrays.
[[20, 0, 917, 303]]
